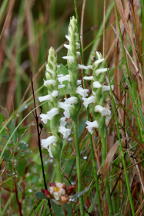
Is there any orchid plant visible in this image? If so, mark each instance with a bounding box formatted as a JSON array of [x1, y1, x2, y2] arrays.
[[38, 16, 113, 215]]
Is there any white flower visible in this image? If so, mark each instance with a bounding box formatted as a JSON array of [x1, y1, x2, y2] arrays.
[[38, 95, 52, 102], [77, 51, 80, 56], [65, 34, 70, 41], [40, 108, 59, 124], [59, 97, 77, 118], [83, 76, 93, 80], [93, 81, 102, 88], [96, 51, 103, 59], [102, 85, 114, 91], [51, 90, 59, 97], [95, 68, 109, 75], [77, 80, 82, 85], [44, 79, 56, 86], [41, 136, 57, 158], [65, 96, 78, 105], [38, 91, 58, 103], [41, 136, 57, 148], [95, 105, 111, 116], [64, 44, 70, 49], [59, 126, 71, 139], [94, 58, 104, 66], [49, 182, 66, 200], [47, 108, 59, 119], [60, 117, 67, 127], [59, 117, 71, 139], [59, 102, 70, 110], [78, 64, 92, 70], [39, 113, 49, 124], [58, 84, 65, 89], [58, 74, 70, 83], [62, 56, 74, 63], [83, 156, 87, 160], [76, 86, 89, 98], [59, 102, 71, 118], [82, 96, 95, 108], [86, 120, 99, 134]]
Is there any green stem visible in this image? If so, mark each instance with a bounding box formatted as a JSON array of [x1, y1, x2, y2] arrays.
[[99, 127, 114, 215], [73, 119, 84, 215], [55, 158, 62, 182], [89, 135, 102, 216]]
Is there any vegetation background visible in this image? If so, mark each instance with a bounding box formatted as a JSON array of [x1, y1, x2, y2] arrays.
[[0, 0, 144, 215]]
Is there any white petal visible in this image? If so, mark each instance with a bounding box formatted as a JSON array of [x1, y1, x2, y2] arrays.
[[62, 56, 74, 63], [94, 58, 104, 66], [93, 81, 102, 88], [65, 96, 78, 104], [77, 51, 80, 56], [64, 44, 70, 49], [63, 109, 70, 118], [59, 102, 70, 110], [78, 64, 92, 70], [65, 34, 70, 41], [95, 105, 111, 116], [76, 86, 89, 98], [60, 117, 67, 127], [102, 85, 114, 91], [95, 68, 109, 75], [77, 80, 82, 85], [59, 102, 71, 118], [38, 95, 52, 102], [59, 126, 71, 139], [58, 84, 65, 89], [59, 97, 77, 118], [51, 90, 59, 97], [86, 120, 99, 134], [82, 96, 95, 108], [96, 51, 103, 60], [41, 136, 57, 148], [83, 76, 93, 80], [58, 74, 70, 83], [47, 108, 59, 119], [44, 80, 56, 86], [41, 136, 57, 158], [39, 113, 49, 124]]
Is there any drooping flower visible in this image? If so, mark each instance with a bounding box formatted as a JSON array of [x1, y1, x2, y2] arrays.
[[40, 108, 59, 124], [59, 126, 71, 140], [38, 95, 52, 102], [41, 136, 57, 158], [82, 96, 95, 108], [93, 81, 102, 89], [76, 86, 89, 98], [59, 97, 78, 118], [83, 76, 93, 81], [86, 120, 99, 134], [95, 68, 109, 75], [44, 79, 56, 86], [78, 64, 92, 70], [94, 105, 111, 117]]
